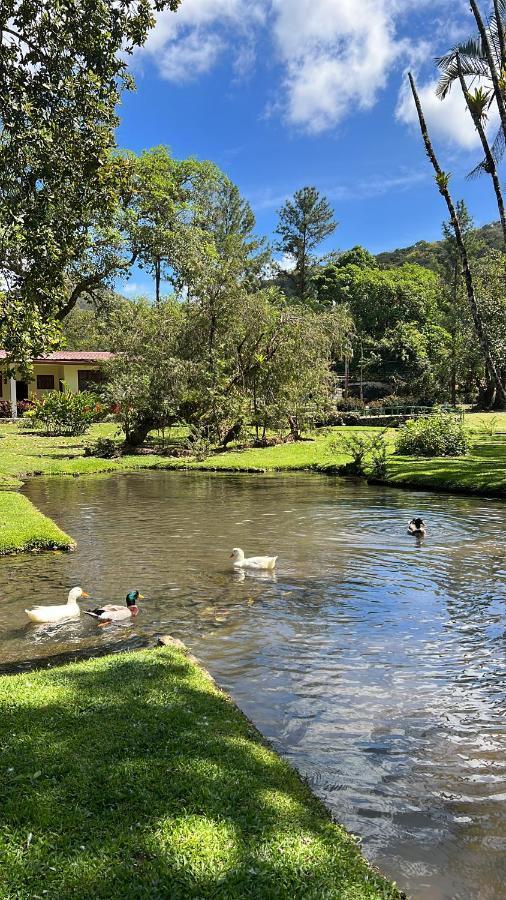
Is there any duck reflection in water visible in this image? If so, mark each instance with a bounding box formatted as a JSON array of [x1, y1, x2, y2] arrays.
[[232, 568, 278, 584]]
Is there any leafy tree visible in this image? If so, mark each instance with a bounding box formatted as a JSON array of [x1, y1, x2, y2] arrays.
[[62, 291, 128, 351], [104, 299, 188, 446], [198, 179, 270, 284], [315, 257, 448, 399], [0, 0, 180, 367], [315, 262, 440, 338], [275, 187, 337, 303], [474, 250, 506, 401], [334, 246, 378, 270], [241, 304, 351, 442], [125, 148, 222, 303]]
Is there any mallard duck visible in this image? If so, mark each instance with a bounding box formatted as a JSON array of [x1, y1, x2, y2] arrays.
[[230, 548, 278, 570], [85, 590, 143, 625], [408, 518, 427, 537], [25, 587, 89, 624]]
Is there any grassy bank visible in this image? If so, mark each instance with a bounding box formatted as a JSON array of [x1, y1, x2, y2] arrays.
[[0, 491, 74, 555], [2, 415, 506, 489], [0, 645, 400, 900]]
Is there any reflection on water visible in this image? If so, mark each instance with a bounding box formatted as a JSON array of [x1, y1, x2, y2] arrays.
[[1, 472, 506, 899]]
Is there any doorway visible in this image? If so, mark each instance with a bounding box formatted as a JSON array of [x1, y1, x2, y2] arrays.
[[16, 381, 28, 401]]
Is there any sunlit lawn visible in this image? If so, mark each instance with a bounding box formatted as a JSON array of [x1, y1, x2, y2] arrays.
[[0, 492, 74, 554], [0, 646, 400, 900], [0, 412, 505, 497]]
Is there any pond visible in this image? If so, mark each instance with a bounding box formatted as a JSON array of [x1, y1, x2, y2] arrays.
[[1, 471, 505, 899]]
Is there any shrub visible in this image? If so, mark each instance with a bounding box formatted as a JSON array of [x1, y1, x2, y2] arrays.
[[335, 397, 366, 412], [17, 400, 35, 417], [395, 411, 469, 457], [330, 429, 389, 475], [84, 437, 122, 458], [0, 399, 34, 418], [369, 440, 389, 478], [24, 386, 103, 436], [367, 394, 418, 410], [185, 426, 213, 461]]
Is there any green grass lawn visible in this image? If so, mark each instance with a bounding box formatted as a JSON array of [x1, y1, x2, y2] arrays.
[[0, 421, 349, 478], [0, 645, 400, 900], [0, 492, 74, 555], [387, 436, 506, 494]]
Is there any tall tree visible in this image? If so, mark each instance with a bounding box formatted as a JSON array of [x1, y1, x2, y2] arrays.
[[438, 202, 483, 405], [275, 187, 337, 303], [196, 178, 270, 284], [0, 0, 181, 367], [408, 72, 506, 407]]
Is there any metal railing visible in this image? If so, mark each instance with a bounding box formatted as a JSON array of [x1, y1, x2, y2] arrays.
[[342, 405, 465, 422]]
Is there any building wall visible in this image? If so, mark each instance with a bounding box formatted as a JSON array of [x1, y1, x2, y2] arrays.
[[28, 365, 65, 399], [0, 364, 102, 402]]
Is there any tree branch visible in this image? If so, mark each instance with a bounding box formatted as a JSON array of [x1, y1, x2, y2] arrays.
[[56, 251, 138, 320]]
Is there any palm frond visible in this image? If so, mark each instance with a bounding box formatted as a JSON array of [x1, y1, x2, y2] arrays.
[[466, 126, 505, 180], [490, 123, 506, 164], [436, 42, 489, 98], [466, 158, 489, 180]]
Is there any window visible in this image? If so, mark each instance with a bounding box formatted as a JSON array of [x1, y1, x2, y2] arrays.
[[37, 374, 55, 390], [78, 369, 103, 391]]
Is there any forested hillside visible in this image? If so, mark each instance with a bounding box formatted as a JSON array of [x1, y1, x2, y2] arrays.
[[376, 221, 502, 271]]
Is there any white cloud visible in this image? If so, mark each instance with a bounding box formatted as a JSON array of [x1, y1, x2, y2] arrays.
[[270, 0, 402, 133], [396, 76, 500, 151], [122, 281, 151, 297], [141, 0, 266, 83], [139, 0, 472, 139], [158, 32, 224, 82]]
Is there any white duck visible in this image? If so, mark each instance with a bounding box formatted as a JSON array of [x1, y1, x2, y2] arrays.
[[230, 547, 278, 570], [25, 587, 89, 624]]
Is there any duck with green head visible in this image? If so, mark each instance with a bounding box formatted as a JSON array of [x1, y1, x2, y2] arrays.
[[85, 590, 143, 625]]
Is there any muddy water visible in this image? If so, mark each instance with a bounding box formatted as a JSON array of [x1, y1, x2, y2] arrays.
[[1, 472, 505, 899]]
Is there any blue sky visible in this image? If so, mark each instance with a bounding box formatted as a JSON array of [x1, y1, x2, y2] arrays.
[[116, 0, 501, 296]]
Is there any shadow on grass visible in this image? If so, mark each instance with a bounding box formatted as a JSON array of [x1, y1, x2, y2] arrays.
[[0, 648, 399, 900], [388, 438, 506, 495]]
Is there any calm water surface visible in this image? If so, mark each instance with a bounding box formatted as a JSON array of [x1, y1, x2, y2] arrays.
[[1, 472, 505, 899]]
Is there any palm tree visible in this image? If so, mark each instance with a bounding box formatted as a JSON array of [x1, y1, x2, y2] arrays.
[[456, 56, 506, 244], [436, 0, 506, 175]]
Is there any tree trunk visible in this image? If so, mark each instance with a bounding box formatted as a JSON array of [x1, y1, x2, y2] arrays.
[[450, 328, 457, 407], [287, 415, 301, 441], [124, 415, 157, 448], [408, 72, 506, 407], [494, 0, 506, 67], [155, 257, 161, 304]]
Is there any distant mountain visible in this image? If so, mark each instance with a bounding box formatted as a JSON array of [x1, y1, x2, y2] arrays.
[[376, 221, 503, 271]]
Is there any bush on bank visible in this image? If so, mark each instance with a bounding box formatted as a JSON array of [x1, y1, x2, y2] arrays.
[[395, 411, 469, 457]]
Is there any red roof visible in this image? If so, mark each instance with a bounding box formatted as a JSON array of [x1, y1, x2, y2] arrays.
[[0, 350, 114, 363]]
